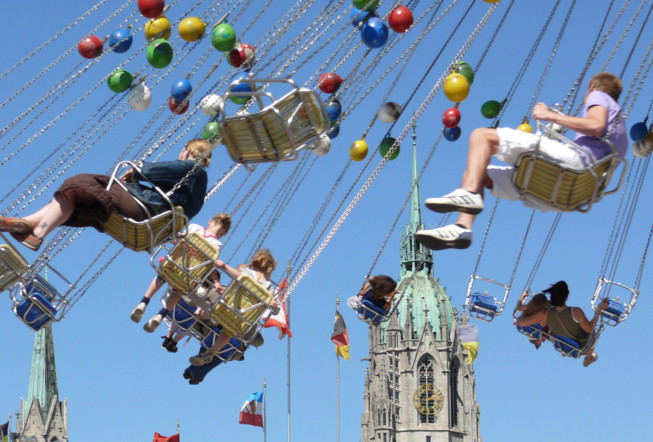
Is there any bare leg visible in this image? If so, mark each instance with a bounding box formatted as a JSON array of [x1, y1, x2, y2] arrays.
[[208, 333, 231, 355], [164, 290, 182, 311], [143, 278, 164, 301], [26, 195, 75, 240]]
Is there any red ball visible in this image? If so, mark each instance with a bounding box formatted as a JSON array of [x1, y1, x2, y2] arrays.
[[78, 35, 104, 59], [227, 43, 255, 69], [388, 6, 414, 33], [318, 72, 343, 94], [138, 0, 165, 18], [442, 107, 461, 128], [168, 97, 189, 115]]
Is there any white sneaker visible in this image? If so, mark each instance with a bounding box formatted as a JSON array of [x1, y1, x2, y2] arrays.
[[130, 302, 147, 323], [143, 314, 163, 333], [425, 189, 483, 215], [189, 352, 214, 366], [415, 224, 472, 250]]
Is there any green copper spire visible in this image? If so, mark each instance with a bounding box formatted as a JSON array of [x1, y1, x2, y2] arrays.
[[25, 325, 59, 421]]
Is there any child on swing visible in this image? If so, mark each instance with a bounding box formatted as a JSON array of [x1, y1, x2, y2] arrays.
[[514, 291, 550, 349], [347, 274, 398, 314]]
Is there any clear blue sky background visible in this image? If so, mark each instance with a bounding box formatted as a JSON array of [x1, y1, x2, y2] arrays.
[[1, 1, 652, 441]]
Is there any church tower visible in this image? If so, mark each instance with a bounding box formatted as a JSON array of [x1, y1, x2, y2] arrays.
[[15, 325, 68, 442], [361, 130, 481, 442]]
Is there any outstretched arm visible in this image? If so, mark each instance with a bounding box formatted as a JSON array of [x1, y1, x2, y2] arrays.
[[382, 289, 399, 311], [573, 299, 609, 333], [516, 309, 547, 327], [214, 259, 241, 280], [514, 290, 530, 312], [532, 103, 608, 138]]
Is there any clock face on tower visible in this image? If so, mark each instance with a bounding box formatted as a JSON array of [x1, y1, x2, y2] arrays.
[[413, 383, 444, 415]]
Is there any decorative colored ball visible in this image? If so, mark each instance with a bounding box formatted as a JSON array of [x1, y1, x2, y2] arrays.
[[200, 94, 222, 116], [227, 43, 255, 68], [229, 74, 253, 105], [443, 126, 461, 141], [211, 23, 236, 52], [327, 124, 340, 139], [443, 73, 470, 102], [629, 121, 648, 141], [481, 100, 502, 119], [171, 79, 192, 101], [353, 0, 380, 12], [349, 139, 368, 161], [632, 139, 653, 158], [202, 122, 221, 145], [378, 102, 402, 123], [178, 17, 206, 42], [442, 107, 461, 128], [147, 38, 173, 68], [168, 97, 189, 114], [318, 72, 343, 94], [78, 35, 103, 59], [325, 98, 342, 122], [361, 17, 389, 49], [484, 0, 501, 3], [138, 0, 165, 19], [455, 61, 474, 86], [309, 134, 331, 156], [388, 5, 413, 33], [379, 136, 399, 160], [517, 122, 533, 133], [109, 28, 133, 53], [350, 7, 368, 27], [107, 69, 133, 93], [145, 16, 171, 41], [128, 83, 152, 111], [646, 126, 653, 143]]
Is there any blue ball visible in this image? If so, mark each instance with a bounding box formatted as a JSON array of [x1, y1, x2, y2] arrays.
[[171, 79, 192, 101], [325, 99, 342, 122], [443, 126, 461, 141], [361, 17, 388, 49], [229, 74, 253, 105], [327, 124, 340, 139], [351, 8, 367, 27], [109, 28, 133, 53], [629, 121, 648, 141]]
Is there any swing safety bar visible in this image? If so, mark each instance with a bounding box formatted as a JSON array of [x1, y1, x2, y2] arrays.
[[590, 277, 638, 326], [465, 274, 510, 322]]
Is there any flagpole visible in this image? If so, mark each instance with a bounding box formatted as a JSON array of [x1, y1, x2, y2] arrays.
[[176, 417, 180, 438], [263, 378, 268, 442], [335, 295, 340, 442], [286, 262, 291, 442]]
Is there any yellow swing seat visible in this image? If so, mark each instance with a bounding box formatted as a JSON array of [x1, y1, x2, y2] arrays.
[[156, 231, 221, 294], [512, 123, 627, 212], [0, 241, 28, 292], [104, 161, 188, 253], [219, 77, 330, 166]]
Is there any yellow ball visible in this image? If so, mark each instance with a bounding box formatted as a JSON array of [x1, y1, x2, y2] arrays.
[[484, 0, 501, 3], [517, 122, 533, 133], [145, 16, 171, 41], [349, 139, 368, 161], [178, 17, 206, 42], [443, 73, 470, 103]]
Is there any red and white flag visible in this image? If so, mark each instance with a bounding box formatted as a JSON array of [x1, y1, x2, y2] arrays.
[[264, 279, 292, 338], [239, 391, 264, 427]]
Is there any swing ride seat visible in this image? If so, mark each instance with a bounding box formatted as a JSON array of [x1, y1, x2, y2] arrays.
[[0, 242, 28, 292], [209, 273, 275, 342], [219, 77, 330, 166], [600, 298, 626, 326], [356, 299, 387, 326], [551, 334, 583, 359], [104, 161, 188, 253], [12, 276, 59, 331], [202, 326, 244, 363], [169, 298, 199, 331], [468, 293, 499, 321], [156, 231, 221, 294], [512, 123, 627, 212], [516, 323, 545, 340]]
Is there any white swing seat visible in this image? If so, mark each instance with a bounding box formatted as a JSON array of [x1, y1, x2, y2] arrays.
[[155, 231, 220, 294], [104, 161, 188, 253], [219, 77, 330, 166], [0, 242, 28, 292], [210, 274, 275, 341], [512, 123, 627, 212]]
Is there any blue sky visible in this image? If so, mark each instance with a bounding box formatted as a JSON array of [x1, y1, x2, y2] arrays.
[[1, 1, 652, 441]]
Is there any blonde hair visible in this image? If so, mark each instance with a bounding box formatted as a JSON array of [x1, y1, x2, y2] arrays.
[[211, 213, 232, 233], [524, 293, 550, 316], [589, 72, 622, 101], [185, 139, 212, 167], [251, 249, 277, 275]]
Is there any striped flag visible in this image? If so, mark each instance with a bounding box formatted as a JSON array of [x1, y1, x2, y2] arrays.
[[239, 391, 264, 427], [331, 310, 350, 360], [458, 324, 479, 364], [152, 433, 179, 442]]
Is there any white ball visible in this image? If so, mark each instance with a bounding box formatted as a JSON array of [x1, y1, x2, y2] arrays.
[[378, 101, 402, 123], [309, 135, 331, 156], [128, 83, 152, 111], [200, 94, 222, 116], [632, 139, 653, 158]]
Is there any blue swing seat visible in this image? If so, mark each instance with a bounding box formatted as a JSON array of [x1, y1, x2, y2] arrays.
[[202, 327, 244, 362], [601, 299, 625, 325], [169, 299, 198, 331], [553, 335, 582, 358], [357, 299, 387, 325], [517, 323, 545, 340], [14, 276, 58, 331], [469, 294, 499, 318]]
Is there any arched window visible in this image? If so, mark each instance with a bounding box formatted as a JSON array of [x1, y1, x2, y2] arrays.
[[418, 356, 435, 423], [450, 357, 460, 428]]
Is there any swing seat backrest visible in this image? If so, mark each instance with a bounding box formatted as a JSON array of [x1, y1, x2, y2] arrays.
[[169, 298, 198, 331], [210, 274, 274, 340], [220, 84, 330, 165], [468, 293, 499, 321], [357, 299, 387, 326], [158, 232, 220, 294], [552, 334, 582, 358], [601, 298, 626, 325], [0, 243, 27, 292], [13, 276, 59, 331], [202, 327, 243, 362], [517, 323, 545, 340], [104, 206, 187, 253]]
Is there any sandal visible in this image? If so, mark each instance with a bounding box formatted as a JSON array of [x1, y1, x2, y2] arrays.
[[583, 352, 598, 367], [11, 233, 42, 251], [0, 217, 33, 234]]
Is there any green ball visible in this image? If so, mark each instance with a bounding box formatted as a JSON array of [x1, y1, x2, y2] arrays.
[[353, 0, 380, 12], [379, 136, 399, 160], [211, 23, 236, 52], [455, 61, 474, 86], [481, 100, 502, 119], [202, 121, 221, 144], [146, 38, 173, 68], [107, 69, 133, 93]]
